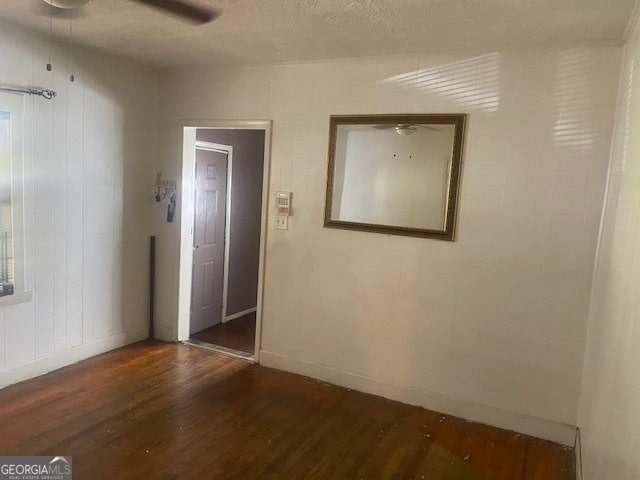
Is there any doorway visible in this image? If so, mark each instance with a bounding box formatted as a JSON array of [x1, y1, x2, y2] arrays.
[[177, 121, 271, 361]]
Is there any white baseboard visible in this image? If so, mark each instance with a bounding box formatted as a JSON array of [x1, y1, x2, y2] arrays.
[[0, 325, 149, 388], [223, 307, 256, 323], [260, 350, 577, 446]]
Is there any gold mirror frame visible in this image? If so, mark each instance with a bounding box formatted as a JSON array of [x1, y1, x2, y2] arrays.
[[324, 114, 466, 241]]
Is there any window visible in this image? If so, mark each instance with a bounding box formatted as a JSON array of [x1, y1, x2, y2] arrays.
[[0, 110, 14, 297], [0, 92, 30, 305]]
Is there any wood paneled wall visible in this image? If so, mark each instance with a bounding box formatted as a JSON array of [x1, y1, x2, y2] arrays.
[[0, 20, 157, 386]]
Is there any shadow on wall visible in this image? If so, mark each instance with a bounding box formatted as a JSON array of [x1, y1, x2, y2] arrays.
[[554, 49, 596, 152], [377, 53, 502, 116]]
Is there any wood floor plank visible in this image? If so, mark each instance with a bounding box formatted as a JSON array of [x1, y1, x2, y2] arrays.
[[0, 341, 574, 479], [191, 312, 256, 353]]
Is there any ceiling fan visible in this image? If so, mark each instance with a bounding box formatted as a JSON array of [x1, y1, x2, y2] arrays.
[[43, 0, 218, 24], [373, 123, 439, 136]]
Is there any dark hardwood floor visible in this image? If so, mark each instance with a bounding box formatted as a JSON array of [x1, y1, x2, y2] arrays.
[[0, 341, 574, 480], [191, 312, 256, 353]]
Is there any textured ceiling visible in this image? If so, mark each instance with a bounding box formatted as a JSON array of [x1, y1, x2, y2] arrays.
[[0, 0, 636, 68]]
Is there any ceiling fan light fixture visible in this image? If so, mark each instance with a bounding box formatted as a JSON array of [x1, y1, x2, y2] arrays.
[[395, 124, 416, 136], [43, 0, 89, 9]]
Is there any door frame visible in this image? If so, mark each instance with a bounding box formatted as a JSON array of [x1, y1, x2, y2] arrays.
[[194, 141, 233, 325], [177, 120, 272, 362]]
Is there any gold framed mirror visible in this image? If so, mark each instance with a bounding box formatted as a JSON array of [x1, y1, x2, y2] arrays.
[[324, 114, 467, 240]]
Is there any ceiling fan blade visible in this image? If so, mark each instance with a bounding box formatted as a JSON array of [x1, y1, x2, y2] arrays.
[[43, 0, 89, 8], [38, 2, 88, 19], [374, 123, 426, 131], [132, 0, 218, 24]]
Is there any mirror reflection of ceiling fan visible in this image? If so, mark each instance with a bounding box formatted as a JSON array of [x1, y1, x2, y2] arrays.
[[373, 123, 439, 136], [43, 0, 218, 24]]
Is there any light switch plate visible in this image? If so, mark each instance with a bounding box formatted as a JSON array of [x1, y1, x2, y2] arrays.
[[275, 214, 288, 230]]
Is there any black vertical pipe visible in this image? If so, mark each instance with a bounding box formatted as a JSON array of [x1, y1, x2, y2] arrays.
[[149, 236, 156, 339]]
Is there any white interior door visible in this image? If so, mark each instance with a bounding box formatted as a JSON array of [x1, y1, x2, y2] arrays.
[[190, 148, 228, 334]]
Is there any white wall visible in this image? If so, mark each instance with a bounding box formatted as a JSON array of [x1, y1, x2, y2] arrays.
[[578, 13, 640, 480], [156, 45, 621, 443], [0, 21, 157, 387]]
